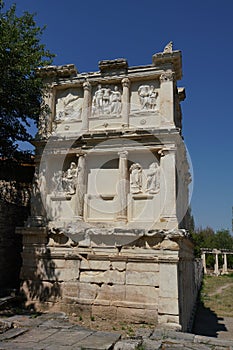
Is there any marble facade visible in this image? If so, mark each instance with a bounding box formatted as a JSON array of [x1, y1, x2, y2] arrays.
[[17, 44, 200, 331]]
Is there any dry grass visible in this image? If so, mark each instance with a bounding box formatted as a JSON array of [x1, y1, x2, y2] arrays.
[[201, 273, 233, 317]]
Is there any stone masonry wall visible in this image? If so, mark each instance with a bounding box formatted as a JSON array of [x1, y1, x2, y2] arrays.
[[19, 231, 199, 331]]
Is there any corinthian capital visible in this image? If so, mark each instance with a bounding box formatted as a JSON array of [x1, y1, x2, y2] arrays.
[[83, 81, 91, 91], [160, 70, 174, 83], [121, 77, 130, 88], [118, 150, 128, 158]]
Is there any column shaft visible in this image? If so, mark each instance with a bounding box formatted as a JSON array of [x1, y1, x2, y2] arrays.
[[121, 78, 130, 126], [81, 81, 91, 131], [214, 253, 219, 275], [160, 150, 178, 229], [201, 252, 207, 274], [76, 154, 87, 218], [116, 151, 128, 221]]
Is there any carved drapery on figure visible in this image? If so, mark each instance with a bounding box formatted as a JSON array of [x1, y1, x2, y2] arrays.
[[129, 161, 160, 195], [138, 85, 158, 110], [129, 163, 142, 194], [146, 162, 160, 194], [52, 162, 78, 195], [92, 85, 122, 116], [55, 91, 82, 121]]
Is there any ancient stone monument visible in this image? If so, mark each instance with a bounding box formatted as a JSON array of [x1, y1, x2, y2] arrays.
[[17, 44, 201, 331]]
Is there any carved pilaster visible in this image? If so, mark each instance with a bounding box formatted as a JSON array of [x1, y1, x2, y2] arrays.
[[160, 149, 178, 229], [81, 81, 92, 131], [121, 78, 130, 126], [159, 70, 174, 126], [76, 153, 87, 219], [39, 86, 55, 137], [116, 150, 128, 221]]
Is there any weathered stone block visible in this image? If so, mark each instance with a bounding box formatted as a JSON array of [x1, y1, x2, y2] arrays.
[[159, 263, 178, 298], [127, 262, 159, 272], [126, 271, 159, 286], [157, 314, 180, 325], [79, 270, 125, 284], [111, 261, 126, 271], [21, 280, 62, 302], [158, 297, 179, 315], [80, 259, 110, 271], [62, 281, 78, 298], [125, 285, 158, 304], [92, 305, 117, 320], [78, 282, 99, 300], [117, 307, 158, 324], [95, 284, 125, 302]]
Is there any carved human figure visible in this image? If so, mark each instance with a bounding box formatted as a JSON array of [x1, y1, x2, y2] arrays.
[[129, 163, 142, 194], [146, 162, 160, 194], [63, 162, 78, 195], [56, 91, 81, 121], [92, 84, 104, 115], [138, 85, 149, 110], [149, 86, 158, 109], [138, 85, 158, 110], [102, 87, 111, 113], [92, 85, 122, 116], [110, 86, 122, 115], [52, 170, 64, 193]]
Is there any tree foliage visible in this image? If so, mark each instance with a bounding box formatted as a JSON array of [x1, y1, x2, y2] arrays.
[[0, 1, 54, 159], [192, 227, 233, 268]]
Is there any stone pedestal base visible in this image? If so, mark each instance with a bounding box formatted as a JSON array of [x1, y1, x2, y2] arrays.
[[18, 226, 201, 332]]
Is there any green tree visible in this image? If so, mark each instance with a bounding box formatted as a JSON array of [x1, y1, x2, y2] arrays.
[[191, 226, 215, 257], [214, 229, 233, 250], [0, 1, 54, 159]]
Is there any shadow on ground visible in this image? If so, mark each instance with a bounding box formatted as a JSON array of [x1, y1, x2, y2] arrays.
[[192, 301, 227, 337]]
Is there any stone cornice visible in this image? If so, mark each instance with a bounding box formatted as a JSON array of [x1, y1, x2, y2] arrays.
[[152, 50, 182, 80]]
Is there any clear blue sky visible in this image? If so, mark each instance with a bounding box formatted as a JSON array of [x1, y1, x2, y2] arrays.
[[4, 0, 233, 232]]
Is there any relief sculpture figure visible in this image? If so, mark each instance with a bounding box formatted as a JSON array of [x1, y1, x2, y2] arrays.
[[146, 162, 160, 194], [92, 85, 122, 116], [52, 170, 64, 193], [56, 91, 81, 121], [138, 85, 158, 110], [52, 162, 78, 195], [129, 163, 142, 194], [63, 162, 78, 195], [110, 86, 122, 114]]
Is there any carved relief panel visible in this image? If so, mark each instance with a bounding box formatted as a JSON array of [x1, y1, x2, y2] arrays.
[[91, 84, 122, 118], [55, 88, 83, 123], [130, 81, 159, 115]]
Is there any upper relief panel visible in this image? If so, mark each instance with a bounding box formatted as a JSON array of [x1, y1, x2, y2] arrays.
[[38, 45, 184, 138], [129, 80, 160, 129], [55, 88, 83, 122], [91, 84, 122, 118], [53, 87, 84, 134]]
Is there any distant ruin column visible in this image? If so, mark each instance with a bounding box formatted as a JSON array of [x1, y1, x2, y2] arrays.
[[222, 253, 228, 274], [76, 153, 87, 219], [121, 78, 130, 127], [201, 252, 207, 274], [116, 150, 128, 221], [214, 251, 219, 275], [81, 81, 92, 131], [159, 70, 174, 126], [160, 149, 178, 229]]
